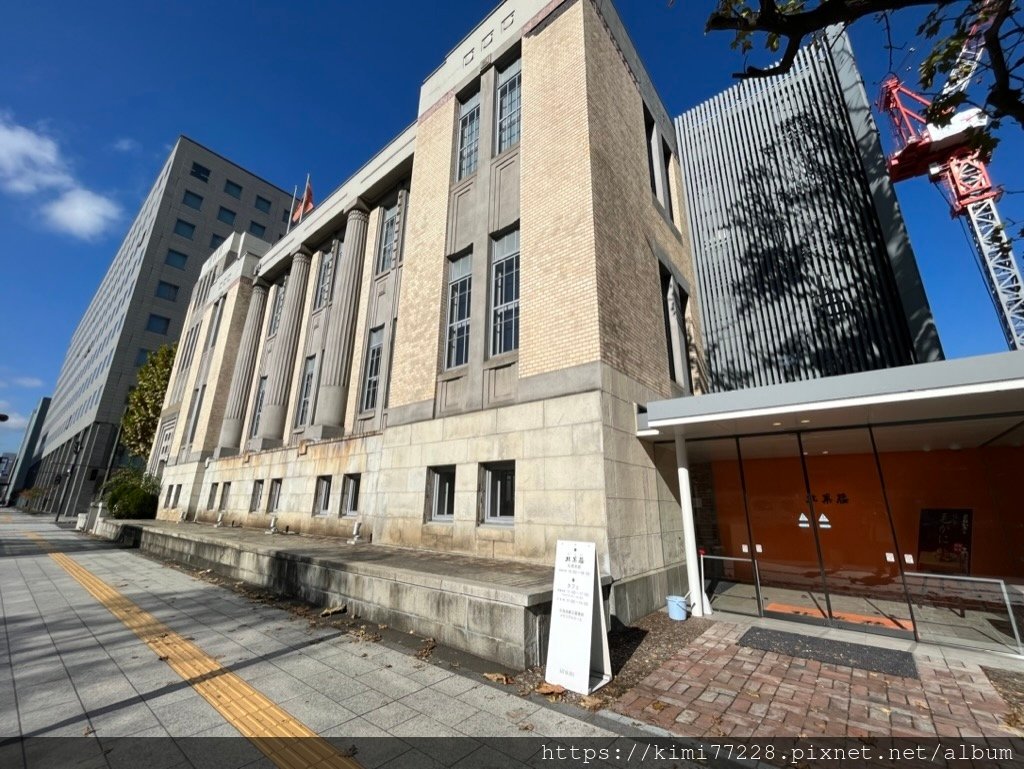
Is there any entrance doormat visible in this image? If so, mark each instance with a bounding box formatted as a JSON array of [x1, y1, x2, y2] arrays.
[[738, 627, 919, 679]]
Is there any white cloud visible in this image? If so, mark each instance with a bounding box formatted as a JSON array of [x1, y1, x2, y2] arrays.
[[0, 115, 73, 194], [0, 412, 28, 432], [43, 187, 122, 240], [0, 399, 26, 431], [112, 137, 140, 153], [12, 377, 43, 388], [0, 113, 122, 240]]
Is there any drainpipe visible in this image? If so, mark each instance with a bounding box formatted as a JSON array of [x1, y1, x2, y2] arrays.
[[674, 433, 704, 617]]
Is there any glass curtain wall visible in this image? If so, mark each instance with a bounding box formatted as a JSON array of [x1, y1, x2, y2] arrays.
[[686, 414, 1024, 653]]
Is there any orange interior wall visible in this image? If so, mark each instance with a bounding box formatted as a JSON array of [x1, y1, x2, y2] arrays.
[[707, 446, 1024, 580]]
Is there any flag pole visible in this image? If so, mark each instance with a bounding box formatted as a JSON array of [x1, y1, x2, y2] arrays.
[[300, 173, 310, 225], [286, 184, 298, 234]]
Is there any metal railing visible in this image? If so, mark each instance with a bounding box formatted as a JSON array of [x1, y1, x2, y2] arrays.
[[699, 553, 763, 618], [903, 571, 1024, 657]]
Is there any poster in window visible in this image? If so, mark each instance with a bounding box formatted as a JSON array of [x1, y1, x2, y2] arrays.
[[917, 508, 972, 575]]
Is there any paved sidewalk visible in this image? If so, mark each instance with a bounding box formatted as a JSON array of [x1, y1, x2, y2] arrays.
[[0, 511, 636, 769], [612, 620, 1024, 739]]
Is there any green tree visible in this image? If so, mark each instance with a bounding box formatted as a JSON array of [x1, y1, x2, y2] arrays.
[[121, 343, 176, 459], [101, 467, 160, 519], [701, 1, 1023, 133]]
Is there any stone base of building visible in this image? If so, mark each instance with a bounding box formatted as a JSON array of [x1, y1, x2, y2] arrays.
[[91, 518, 620, 670], [608, 563, 690, 628]]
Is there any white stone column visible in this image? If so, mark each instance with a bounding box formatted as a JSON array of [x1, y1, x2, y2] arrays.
[[216, 280, 268, 456], [675, 433, 705, 617], [310, 208, 369, 437], [255, 249, 312, 447]]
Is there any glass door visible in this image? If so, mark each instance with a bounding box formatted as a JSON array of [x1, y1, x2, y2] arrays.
[[800, 429, 915, 637], [739, 434, 831, 625]]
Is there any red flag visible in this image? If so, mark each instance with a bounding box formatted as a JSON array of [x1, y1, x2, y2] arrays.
[[291, 178, 314, 224]]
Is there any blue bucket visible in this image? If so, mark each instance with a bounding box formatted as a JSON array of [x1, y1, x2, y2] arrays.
[[666, 595, 688, 621]]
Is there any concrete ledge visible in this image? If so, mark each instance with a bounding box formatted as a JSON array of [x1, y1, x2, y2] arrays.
[[610, 563, 689, 626], [96, 519, 608, 669]]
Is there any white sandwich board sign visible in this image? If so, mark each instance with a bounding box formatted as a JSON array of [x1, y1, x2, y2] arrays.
[[544, 540, 611, 695]]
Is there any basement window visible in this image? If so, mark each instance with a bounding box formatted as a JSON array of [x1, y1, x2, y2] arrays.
[[341, 474, 360, 516], [313, 475, 332, 516], [268, 479, 282, 513], [428, 466, 456, 521], [249, 480, 264, 513], [481, 461, 515, 523]]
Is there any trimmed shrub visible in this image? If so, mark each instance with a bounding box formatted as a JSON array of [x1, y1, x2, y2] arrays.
[[101, 468, 160, 520]]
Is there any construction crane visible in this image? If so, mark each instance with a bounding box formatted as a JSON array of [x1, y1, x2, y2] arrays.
[[877, 1, 1024, 350]]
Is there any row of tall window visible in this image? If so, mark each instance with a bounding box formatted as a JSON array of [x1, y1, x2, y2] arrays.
[[244, 211, 518, 434], [456, 57, 522, 182], [444, 227, 520, 369]]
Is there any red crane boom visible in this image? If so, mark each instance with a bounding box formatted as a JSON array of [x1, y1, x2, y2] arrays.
[[876, 2, 1024, 349]]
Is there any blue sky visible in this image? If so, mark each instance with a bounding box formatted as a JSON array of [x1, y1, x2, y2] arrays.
[[1, 0, 1021, 454]]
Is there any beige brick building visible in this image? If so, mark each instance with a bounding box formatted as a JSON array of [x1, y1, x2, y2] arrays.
[[152, 0, 707, 629]]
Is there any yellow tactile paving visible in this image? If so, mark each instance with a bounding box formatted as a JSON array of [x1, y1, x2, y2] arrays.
[[23, 531, 362, 769]]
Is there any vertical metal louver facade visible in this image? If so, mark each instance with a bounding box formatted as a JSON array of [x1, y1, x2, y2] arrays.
[[676, 30, 943, 392]]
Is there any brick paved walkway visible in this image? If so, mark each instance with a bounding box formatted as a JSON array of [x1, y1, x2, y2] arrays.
[[612, 621, 1022, 739]]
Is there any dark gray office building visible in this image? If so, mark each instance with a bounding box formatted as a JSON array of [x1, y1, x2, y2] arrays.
[[29, 137, 293, 520], [676, 30, 943, 392]]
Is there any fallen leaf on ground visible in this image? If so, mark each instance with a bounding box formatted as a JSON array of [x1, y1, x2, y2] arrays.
[[535, 682, 566, 695], [579, 695, 603, 711], [519, 723, 535, 731], [320, 605, 347, 617], [651, 701, 667, 712], [415, 638, 437, 661], [484, 672, 514, 685]]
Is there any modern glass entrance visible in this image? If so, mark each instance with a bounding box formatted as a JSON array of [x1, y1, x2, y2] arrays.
[[688, 418, 1024, 650], [733, 428, 915, 636]]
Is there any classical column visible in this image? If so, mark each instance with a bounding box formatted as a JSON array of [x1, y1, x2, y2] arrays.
[[215, 280, 269, 456], [309, 209, 369, 438], [254, 249, 312, 448]]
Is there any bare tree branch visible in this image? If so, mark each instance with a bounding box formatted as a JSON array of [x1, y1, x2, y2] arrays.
[[704, 0, 1024, 130], [734, 34, 804, 76], [984, 0, 1024, 126], [706, 0, 958, 39]]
